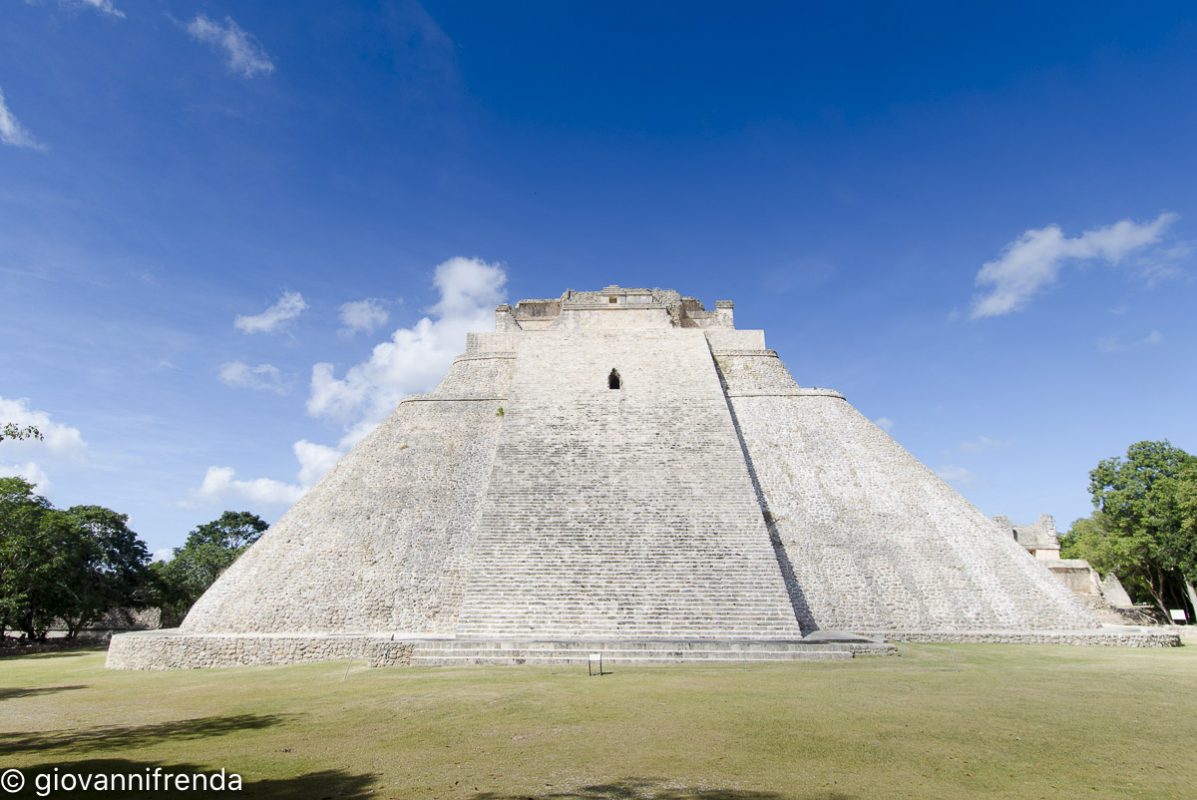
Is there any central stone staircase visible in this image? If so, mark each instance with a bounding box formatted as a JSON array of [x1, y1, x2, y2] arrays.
[[455, 330, 803, 641]]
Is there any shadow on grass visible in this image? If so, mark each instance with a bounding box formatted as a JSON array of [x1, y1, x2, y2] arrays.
[[12, 758, 377, 799], [0, 713, 292, 757], [0, 685, 89, 702], [470, 778, 856, 799]]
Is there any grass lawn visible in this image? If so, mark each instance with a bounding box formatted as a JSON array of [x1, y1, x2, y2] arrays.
[[0, 643, 1194, 799]]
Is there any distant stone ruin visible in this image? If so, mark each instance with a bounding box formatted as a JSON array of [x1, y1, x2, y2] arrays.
[[108, 286, 1177, 669], [994, 514, 1157, 624]]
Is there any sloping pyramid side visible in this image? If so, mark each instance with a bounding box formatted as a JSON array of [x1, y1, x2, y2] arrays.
[[713, 346, 1099, 633], [179, 354, 513, 635]]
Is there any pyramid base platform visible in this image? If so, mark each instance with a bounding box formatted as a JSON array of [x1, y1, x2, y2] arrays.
[[105, 631, 892, 669], [863, 626, 1180, 648], [105, 626, 1178, 670]]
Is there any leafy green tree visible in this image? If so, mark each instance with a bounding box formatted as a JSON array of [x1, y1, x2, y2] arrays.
[[186, 510, 270, 550], [0, 477, 153, 640], [153, 511, 269, 626], [1, 423, 43, 442], [1175, 462, 1197, 601], [0, 477, 61, 639], [56, 505, 152, 638], [1063, 440, 1197, 617], [1063, 512, 1155, 603]]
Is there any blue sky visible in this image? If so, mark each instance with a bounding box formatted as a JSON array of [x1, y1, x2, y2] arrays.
[[2, 1, 1195, 558]]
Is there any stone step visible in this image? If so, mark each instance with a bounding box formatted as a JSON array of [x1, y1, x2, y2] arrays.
[[416, 638, 861, 651], [453, 329, 804, 641], [412, 652, 851, 666], [406, 637, 893, 665]]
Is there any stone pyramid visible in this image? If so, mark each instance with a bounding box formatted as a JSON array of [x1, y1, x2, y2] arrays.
[[111, 286, 1139, 670]]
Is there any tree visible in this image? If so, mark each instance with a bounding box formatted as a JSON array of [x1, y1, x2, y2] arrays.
[[153, 511, 269, 626], [1062, 512, 1154, 603], [0, 477, 153, 640], [1175, 461, 1197, 600], [0, 477, 61, 639], [186, 510, 270, 550], [1, 423, 43, 442], [56, 505, 152, 638], [1062, 440, 1197, 618]]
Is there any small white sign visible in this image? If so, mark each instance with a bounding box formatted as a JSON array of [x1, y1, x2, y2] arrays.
[[1170, 609, 1187, 624]]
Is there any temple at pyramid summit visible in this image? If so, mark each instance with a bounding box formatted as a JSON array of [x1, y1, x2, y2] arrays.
[[108, 286, 1176, 669]]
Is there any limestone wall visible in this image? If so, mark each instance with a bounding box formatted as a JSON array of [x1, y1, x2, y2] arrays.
[[106, 632, 416, 670], [454, 328, 802, 640], [712, 349, 799, 394], [868, 629, 1178, 647], [1101, 573, 1136, 608], [466, 331, 523, 353], [435, 352, 516, 394], [179, 355, 511, 636], [109, 632, 366, 669], [1047, 561, 1103, 596], [724, 384, 1099, 632], [556, 306, 674, 330], [704, 329, 765, 352]]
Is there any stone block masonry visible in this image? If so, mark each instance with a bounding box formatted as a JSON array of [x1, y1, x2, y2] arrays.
[[109, 286, 1163, 670], [455, 328, 801, 640], [720, 387, 1098, 632], [181, 394, 508, 635]]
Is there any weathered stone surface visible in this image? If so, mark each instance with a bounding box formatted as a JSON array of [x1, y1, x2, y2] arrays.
[[720, 384, 1098, 633], [995, 513, 1152, 621], [110, 285, 1150, 671], [455, 327, 801, 640], [180, 397, 506, 636], [870, 629, 1179, 647], [105, 631, 410, 670]]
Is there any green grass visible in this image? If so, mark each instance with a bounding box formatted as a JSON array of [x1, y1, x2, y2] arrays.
[[1, 644, 1195, 798]]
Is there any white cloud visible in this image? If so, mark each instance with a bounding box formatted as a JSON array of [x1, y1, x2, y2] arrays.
[[293, 439, 341, 485], [0, 461, 51, 495], [219, 361, 289, 394], [958, 435, 1010, 454], [936, 465, 975, 486], [970, 213, 1178, 319], [234, 291, 307, 334], [186, 14, 275, 78], [0, 396, 87, 457], [77, 0, 124, 18], [1134, 241, 1190, 287], [308, 257, 506, 445], [151, 547, 174, 563], [1097, 330, 1164, 354], [339, 298, 390, 336], [873, 417, 894, 432], [187, 439, 344, 509], [0, 87, 46, 151], [194, 465, 305, 506], [430, 257, 507, 317], [189, 257, 504, 509]]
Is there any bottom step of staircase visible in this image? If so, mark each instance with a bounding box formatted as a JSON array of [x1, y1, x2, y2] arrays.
[[405, 638, 892, 666]]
